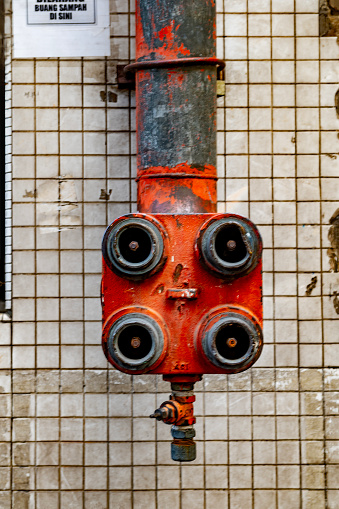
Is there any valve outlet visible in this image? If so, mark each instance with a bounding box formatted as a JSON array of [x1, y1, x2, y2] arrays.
[[102, 216, 166, 279], [198, 216, 262, 278], [106, 312, 165, 372], [200, 309, 263, 372]]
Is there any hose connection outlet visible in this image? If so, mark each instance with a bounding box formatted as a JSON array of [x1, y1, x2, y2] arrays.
[[106, 312, 165, 372], [102, 215, 167, 279], [198, 215, 262, 278], [200, 309, 263, 373]]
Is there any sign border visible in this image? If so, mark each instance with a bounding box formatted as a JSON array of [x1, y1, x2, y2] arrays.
[[26, 0, 97, 26]]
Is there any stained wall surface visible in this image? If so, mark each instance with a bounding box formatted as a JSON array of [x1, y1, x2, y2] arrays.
[[1, 0, 339, 508]]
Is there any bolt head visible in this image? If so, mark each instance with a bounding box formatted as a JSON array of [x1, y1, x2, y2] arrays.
[[226, 240, 237, 251], [131, 337, 141, 348], [227, 337, 237, 348], [129, 241, 139, 251]]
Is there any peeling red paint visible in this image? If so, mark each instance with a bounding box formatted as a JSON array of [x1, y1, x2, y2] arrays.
[[136, 17, 191, 61]]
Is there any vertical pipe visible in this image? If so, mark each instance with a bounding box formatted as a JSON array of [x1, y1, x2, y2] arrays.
[[134, 0, 218, 214], [131, 0, 219, 461]]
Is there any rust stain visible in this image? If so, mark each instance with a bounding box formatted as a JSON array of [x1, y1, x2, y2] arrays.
[[335, 89, 339, 117], [99, 189, 112, 201], [333, 291, 339, 314], [328, 209, 339, 272], [100, 91, 118, 103], [173, 263, 183, 283], [320, 0, 339, 36], [306, 276, 318, 296], [175, 217, 183, 229], [153, 284, 165, 295], [23, 189, 37, 198]]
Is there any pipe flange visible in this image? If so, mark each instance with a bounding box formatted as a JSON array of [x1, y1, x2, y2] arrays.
[[201, 311, 262, 372], [107, 313, 165, 371], [102, 216, 165, 279], [198, 215, 262, 278]]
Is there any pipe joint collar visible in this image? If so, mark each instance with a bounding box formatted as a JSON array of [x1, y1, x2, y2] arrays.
[[200, 308, 263, 372], [198, 215, 262, 278], [107, 312, 165, 372], [102, 215, 166, 279]]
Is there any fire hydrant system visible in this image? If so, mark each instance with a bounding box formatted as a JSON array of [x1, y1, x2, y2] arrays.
[[101, 0, 263, 461]]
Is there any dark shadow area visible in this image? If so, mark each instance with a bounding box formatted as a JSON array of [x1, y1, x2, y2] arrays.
[[0, 0, 5, 311]]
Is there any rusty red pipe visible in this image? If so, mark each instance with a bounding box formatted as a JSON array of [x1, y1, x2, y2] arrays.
[[135, 0, 218, 214]]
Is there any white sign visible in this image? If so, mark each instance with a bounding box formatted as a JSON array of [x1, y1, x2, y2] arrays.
[[13, 0, 110, 57], [27, 0, 96, 25]]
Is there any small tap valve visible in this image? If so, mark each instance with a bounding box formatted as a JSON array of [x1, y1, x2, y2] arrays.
[[150, 395, 195, 426], [150, 378, 199, 461]]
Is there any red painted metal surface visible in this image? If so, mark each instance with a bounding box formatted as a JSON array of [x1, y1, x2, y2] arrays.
[[137, 166, 218, 214], [102, 213, 263, 376]]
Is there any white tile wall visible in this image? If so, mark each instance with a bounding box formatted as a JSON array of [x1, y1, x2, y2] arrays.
[[1, 0, 339, 507]]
